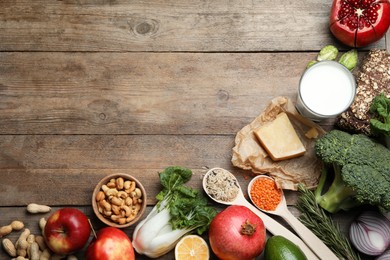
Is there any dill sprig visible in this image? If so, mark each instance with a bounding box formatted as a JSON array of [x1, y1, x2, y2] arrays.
[[296, 184, 361, 260]]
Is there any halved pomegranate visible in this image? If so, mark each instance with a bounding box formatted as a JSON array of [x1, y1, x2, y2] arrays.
[[330, 0, 390, 47]]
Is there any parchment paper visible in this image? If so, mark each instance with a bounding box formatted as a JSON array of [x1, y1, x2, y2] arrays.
[[232, 96, 326, 190]]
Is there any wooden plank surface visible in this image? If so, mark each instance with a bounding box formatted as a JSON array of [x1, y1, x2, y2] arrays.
[[0, 52, 341, 135], [0, 134, 235, 207], [0, 0, 386, 52], [1, 0, 389, 259]]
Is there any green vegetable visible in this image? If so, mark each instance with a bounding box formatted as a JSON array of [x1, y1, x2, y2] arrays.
[[296, 184, 361, 260], [338, 49, 358, 71], [132, 166, 217, 258], [317, 45, 338, 61], [306, 60, 317, 68], [370, 93, 390, 148], [264, 235, 307, 260], [314, 130, 390, 213]]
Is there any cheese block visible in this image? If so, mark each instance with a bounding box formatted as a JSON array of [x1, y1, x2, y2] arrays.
[[253, 112, 306, 161]]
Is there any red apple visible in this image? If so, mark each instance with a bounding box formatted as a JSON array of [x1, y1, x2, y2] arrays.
[[44, 208, 91, 255], [85, 227, 135, 260]]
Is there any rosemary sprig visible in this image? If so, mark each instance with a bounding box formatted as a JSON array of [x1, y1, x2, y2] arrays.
[[296, 184, 361, 260]]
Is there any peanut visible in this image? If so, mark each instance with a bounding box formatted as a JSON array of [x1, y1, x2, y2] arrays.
[[35, 235, 46, 251], [10, 221, 24, 231], [38, 218, 47, 236], [12, 257, 28, 260], [67, 255, 78, 260], [0, 225, 13, 238], [28, 242, 40, 260], [0, 220, 26, 238], [16, 248, 27, 257], [17, 239, 29, 251], [2, 238, 17, 257], [27, 203, 51, 214], [27, 234, 35, 244], [38, 218, 46, 231], [39, 248, 51, 260], [15, 228, 30, 249]]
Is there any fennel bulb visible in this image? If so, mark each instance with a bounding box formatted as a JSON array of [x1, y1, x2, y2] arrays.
[[132, 166, 217, 258]]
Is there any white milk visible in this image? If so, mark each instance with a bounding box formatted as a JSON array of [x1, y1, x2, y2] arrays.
[[296, 61, 356, 121]]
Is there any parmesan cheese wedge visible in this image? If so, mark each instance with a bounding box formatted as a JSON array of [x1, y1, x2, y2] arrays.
[[253, 112, 306, 161]]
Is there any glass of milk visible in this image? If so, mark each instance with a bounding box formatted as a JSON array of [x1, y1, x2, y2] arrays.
[[296, 60, 356, 122]]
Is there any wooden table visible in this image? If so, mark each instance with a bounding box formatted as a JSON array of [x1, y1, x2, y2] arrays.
[[0, 1, 388, 259]]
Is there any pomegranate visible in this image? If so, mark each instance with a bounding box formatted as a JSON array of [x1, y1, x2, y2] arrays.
[[329, 0, 390, 47], [209, 205, 266, 260]]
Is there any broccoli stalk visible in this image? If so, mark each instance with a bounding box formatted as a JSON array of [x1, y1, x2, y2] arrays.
[[314, 130, 390, 213], [315, 165, 360, 213]]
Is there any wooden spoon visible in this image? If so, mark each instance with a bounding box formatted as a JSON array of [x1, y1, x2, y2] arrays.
[[248, 175, 339, 260], [202, 167, 319, 260]]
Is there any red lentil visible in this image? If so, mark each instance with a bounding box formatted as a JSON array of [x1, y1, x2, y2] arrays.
[[250, 177, 282, 211]]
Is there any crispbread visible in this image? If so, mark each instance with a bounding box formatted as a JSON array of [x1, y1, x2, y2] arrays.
[[336, 49, 389, 135]]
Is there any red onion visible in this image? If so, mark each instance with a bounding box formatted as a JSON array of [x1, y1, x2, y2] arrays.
[[349, 211, 390, 256], [376, 249, 390, 260]]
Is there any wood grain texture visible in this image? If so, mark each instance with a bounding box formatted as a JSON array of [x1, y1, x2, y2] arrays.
[[0, 135, 233, 169], [0, 132, 304, 207], [0, 134, 258, 206], [0, 0, 388, 259], [0, 52, 340, 135], [0, 0, 386, 52]]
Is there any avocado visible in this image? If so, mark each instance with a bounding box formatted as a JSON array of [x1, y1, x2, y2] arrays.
[[264, 235, 308, 260]]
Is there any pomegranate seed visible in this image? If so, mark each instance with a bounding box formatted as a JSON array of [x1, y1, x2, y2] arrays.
[[330, 0, 389, 47], [338, 0, 380, 29]]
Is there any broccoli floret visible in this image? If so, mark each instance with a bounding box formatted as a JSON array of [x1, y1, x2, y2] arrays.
[[314, 130, 390, 213]]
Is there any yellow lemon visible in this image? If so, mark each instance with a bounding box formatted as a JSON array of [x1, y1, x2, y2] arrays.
[[175, 235, 209, 260]]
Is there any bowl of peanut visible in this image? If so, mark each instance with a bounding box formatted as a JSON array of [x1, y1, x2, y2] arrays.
[[92, 173, 147, 228]]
